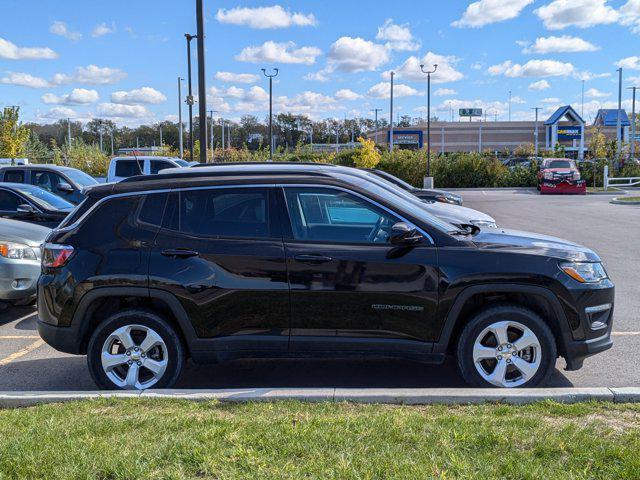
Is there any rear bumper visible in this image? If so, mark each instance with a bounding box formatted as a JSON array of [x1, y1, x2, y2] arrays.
[[0, 259, 40, 302], [36, 318, 83, 354]]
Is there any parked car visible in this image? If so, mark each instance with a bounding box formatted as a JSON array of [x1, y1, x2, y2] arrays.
[[38, 166, 613, 390], [0, 218, 50, 310], [106, 156, 190, 183], [537, 158, 586, 194], [0, 164, 98, 205], [502, 157, 536, 171], [0, 183, 74, 227], [362, 169, 463, 205], [158, 163, 496, 229]]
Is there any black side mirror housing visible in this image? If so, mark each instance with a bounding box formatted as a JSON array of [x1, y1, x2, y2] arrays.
[[57, 182, 74, 193], [16, 204, 35, 215], [389, 222, 424, 246]]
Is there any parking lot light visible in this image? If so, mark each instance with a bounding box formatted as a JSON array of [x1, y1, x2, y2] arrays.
[[420, 64, 437, 188]]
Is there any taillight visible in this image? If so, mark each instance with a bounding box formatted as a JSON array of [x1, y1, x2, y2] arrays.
[[42, 243, 74, 268]]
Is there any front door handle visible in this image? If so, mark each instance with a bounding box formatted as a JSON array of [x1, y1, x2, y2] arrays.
[[161, 249, 199, 258], [294, 254, 333, 264]]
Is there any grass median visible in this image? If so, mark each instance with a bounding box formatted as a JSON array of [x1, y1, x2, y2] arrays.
[[0, 399, 639, 479]]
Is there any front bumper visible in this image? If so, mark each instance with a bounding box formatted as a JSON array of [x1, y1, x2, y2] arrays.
[[0, 258, 40, 302], [540, 179, 586, 195], [563, 333, 613, 370]]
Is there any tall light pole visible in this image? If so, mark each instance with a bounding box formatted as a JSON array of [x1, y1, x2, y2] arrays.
[[262, 68, 279, 161], [532, 107, 541, 159], [195, 0, 207, 164], [110, 130, 114, 156], [389, 71, 395, 152], [370, 108, 381, 145], [185, 33, 196, 162], [178, 76, 184, 159], [628, 86, 638, 160], [67, 117, 71, 145], [581, 79, 585, 119], [159, 124, 163, 147], [508, 90, 512, 122], [208, 109, 217, 161], [420, 63, 437, 186], [617, 67, 623, 162]]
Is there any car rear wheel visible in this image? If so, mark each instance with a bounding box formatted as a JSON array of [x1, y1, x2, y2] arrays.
[[87, 310, 184, 390], [456, 305, 556, 388]]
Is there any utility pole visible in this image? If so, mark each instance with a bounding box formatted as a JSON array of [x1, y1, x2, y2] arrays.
[[617, 68, 623, 162], [178, 76, 184, 159], [370, 108, 382, 145], [110, 130, 114, 156], [389, 71, 395, 153], [581, 79, 585, 119], [67, 118, 72, 145], [261, 68, 279, 161], [628, 86, 638, 160], [508, 90, 512, 122], [335, 122, 339, 153], [195, 0, 207, 164], [221, 118, 225, 151], [185, 33, 196, 162], [159, 125, 163, 147], [99, 130, 103, 152], [420, 63, 438, 187], [208, 110, 217, 161], [532, 107, 541, 159]]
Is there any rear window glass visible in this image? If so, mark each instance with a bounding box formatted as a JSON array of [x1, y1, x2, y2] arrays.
[[114, 159, 144, 178]]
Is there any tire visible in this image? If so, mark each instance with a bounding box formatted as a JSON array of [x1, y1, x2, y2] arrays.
[[87, 309, 184, 390], [456, 304, 557, 388]]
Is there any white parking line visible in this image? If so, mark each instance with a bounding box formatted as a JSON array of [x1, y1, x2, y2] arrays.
[[1, 312, 37, 324], [612, 331, 640, 336], [0, 339, 44, 366], [0, 335, 40, 339]]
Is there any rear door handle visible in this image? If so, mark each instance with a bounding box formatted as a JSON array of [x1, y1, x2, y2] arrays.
[[161, 249, 199, 258], [294, 254, 333, 264]]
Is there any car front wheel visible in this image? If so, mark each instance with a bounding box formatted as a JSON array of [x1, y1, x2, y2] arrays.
[[87, 310, 184, 390], [456, 305, 557, 388]]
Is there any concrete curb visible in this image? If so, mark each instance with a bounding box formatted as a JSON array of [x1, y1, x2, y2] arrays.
[[611, 197, 640, 205], [0, 387, 638, 408], [444, 187, 536, 192]]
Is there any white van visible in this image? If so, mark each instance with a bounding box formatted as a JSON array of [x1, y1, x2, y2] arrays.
[[106, 156, 191, 183]]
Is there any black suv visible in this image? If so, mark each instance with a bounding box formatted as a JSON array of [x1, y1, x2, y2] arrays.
[[37, 167, 614, 390]]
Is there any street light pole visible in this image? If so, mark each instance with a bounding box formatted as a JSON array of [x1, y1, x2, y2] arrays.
[[508, 90, 512, 122], [195, 0, 207, 164], [370, 108, 382, 145], [532, 107, 541, 158], [628, 86, 638, 161], [617, 67, 623, 162], [581, 79, 585, 119], [208, 109, 218, 162], [389, 71, 395, 153], [420, 63, 438, 187], [261, 68, 279, 161], [185, 33, 196, 162], [67, 117, 71, 145], [178, 76, 184, 159]]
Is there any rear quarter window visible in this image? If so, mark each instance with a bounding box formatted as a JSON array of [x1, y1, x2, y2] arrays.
[[114, 160, 144, 178]]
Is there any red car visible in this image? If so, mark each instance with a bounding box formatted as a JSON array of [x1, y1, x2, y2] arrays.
[[537, 158, 586, 195]]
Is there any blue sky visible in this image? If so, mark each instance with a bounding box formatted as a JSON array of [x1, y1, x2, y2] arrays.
[[2, 0, 640, 126]]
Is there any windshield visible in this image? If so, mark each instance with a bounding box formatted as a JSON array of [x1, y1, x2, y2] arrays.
[[372, 171, 414, 190], [545, 160, 574, 169], [15, 185, 74, 210], [63, 169, 98, 186], [330, 172, 457, 233], [174, 159, 190, 167]]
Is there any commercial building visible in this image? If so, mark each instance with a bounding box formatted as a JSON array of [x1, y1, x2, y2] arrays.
[[368, 106, 632, 159]]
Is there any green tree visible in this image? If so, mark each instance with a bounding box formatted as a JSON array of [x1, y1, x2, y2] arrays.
[[352, 137, 380, 168], [0, 107, 30, 160]]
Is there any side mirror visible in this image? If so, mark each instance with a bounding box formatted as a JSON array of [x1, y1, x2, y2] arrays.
[[57, 182, 74, 193], [17, 204, 35, 215], [389, 222, 423, 246]]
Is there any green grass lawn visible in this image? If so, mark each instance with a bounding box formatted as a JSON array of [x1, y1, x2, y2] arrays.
[[0, 399, 639, 479], [614, 196, 640, 202], [587, 186, 622, 193]]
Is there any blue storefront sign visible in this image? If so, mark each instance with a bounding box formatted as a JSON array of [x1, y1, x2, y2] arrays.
[[557, 126, 582, 140], [387, 130, 424, 148]]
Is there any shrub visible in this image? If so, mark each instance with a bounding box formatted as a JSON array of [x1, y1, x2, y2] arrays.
[[351, 137, 380, 169]]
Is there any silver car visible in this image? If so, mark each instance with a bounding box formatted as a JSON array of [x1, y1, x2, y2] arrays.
[[0, 218, 50, 309]]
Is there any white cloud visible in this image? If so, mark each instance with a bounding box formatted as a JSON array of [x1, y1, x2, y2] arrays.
[[49, 21, 82, 41], [0, 37, 57, 60], [215, 5, 316, 29], [521, 35, 598, 53], [620, 0, 640, 33], [41, 88, 99, 105], [304, 70, 331, 82], [334, 89, 362, 101], [42, 106, 79, 119], [435, 88, 457, 96], [488, 59, 574, 77], [382, 52, 464, 83], [111, 87, 166, 104], [368, 82, 420, 99], [276, 91, 337, 114], [214, 71, 259, 84], [541, 97, 562, 104], [97, 103, 149, 118], [52, 64, 127, 85], [376, 19, 420, 51], [452, 0, 533, 27], [236, 41, 320, 65], [534, 0, 619, 30], [0, 72, 50, 88], [574, 70, 611, 81], [327, 37, 390, 73], [616, 56, 640, 70], [585, 88, 611, 98], [92, 22, 115, 37], [529, 79, 551, 90]]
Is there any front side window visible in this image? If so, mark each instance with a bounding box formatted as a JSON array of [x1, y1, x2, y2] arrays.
[[284, 187, 400, 244], [150, 160, 172, 175], [31, 170, 64, 193], [115, 160, 144, 178], [166, 188, 271, 238], [0, 190, 21, 211]]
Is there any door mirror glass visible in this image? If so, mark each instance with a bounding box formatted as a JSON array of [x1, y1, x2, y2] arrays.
[[57, 182, 74, 193], [17, 204, 35, 215], [389, 222, 423, 246]]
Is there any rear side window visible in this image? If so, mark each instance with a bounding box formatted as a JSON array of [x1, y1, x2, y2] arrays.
[[164, 188, 272, 238], [137, 193, 167, 227], [58, 198, 94, 228], [114, 159, 144, 178], [0, 190, 21, 211], [4, 170, 24, 183]]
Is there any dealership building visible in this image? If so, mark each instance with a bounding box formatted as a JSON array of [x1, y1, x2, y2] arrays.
[[368, 106, 632, 159]]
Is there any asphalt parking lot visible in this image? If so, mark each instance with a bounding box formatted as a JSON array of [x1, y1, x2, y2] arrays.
[[0, 189, 638, 391]]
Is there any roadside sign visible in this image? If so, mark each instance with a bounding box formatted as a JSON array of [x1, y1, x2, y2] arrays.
[[459, 108, 482, 117], [557, 126, 582, 140]]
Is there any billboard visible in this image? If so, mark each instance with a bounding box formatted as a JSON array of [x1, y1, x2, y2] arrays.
[[459, 108, 482, 117], [557, 126, 582, 140], [387, 130, 423, 148]]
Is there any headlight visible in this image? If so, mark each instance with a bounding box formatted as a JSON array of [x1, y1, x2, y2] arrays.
[[560, 262, 607, 283], [0, 242, 37, 260], [471, 220, 497, 228], [543, 171, 554, 179]]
